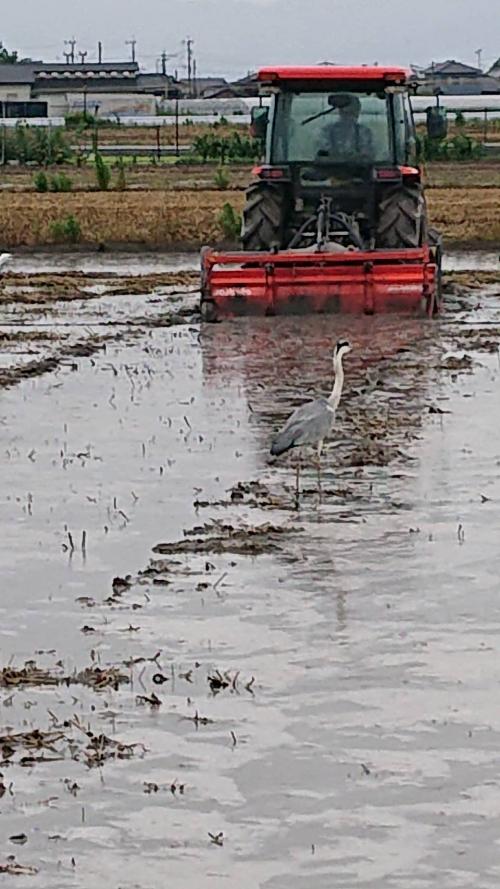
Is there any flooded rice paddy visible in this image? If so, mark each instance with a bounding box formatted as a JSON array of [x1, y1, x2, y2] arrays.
[[1, 257, 500, 887], [6, 246, 500, 276]]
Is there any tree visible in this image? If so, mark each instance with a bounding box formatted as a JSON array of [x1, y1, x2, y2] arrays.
[[0, 43, 31, 64]]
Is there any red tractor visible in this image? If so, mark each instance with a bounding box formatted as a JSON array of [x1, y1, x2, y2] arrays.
[[201, 66, 443, 320]]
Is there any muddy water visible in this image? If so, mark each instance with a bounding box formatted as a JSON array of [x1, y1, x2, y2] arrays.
[[7, 251, 199, 276], [7, 247, 500, 275], [1, 283, 500, 887], [443, 248, 500, 272]]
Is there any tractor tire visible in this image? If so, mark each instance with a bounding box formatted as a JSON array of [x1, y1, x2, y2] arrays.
[[376, 183, 425, 249], [241, 181, 286, 251]]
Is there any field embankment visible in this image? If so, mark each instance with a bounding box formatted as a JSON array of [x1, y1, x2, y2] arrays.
[[1, 185, 499, 248], [0, 191, 231, 247]]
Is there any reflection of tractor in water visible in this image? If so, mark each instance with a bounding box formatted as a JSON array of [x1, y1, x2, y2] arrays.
[[201, 66, 444, 320], [200, 313, 440, 470]]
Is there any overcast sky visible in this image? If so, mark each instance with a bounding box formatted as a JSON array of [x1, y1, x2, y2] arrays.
[[2, 0, 499, 79]]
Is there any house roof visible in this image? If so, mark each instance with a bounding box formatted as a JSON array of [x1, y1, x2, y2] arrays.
[[137, 73, 174, 86], [34, 62, 139, 74], [0, 61, 143, 86], [0, 63, 37, 83], [232, 72, 257, 86], [202, 85, 242, 99], [425, 59, 482, 77], [180, 77, 227, 91]]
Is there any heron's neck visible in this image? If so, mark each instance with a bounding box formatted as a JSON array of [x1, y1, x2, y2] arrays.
[[328, 355, 344, 409]]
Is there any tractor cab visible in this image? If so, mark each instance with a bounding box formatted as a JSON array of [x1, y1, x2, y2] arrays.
[[245, 67, 424, 252], [255, 66, 416, 167]]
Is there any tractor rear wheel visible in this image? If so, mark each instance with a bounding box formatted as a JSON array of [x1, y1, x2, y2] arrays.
[[376, 184, 425, 249], [241, 181, 286, 251]]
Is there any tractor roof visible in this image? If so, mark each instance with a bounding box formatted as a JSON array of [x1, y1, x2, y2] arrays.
[[258, 66, 409, 85]]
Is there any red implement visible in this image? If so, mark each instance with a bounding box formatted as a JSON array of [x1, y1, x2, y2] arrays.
[[201, 247, 440, 319]]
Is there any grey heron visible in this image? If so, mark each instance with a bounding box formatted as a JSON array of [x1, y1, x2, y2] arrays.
[[270, 339, 352, 501]]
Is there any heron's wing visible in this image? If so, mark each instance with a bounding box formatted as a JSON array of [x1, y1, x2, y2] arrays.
[[271, 398, 335, 455], [284, 397, 332, 429]]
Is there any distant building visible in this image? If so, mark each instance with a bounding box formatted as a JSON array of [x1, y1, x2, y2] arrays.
[[197, 72, 261, 100], [178, 77, 228, 99], [0, 62, 38, 103], [137, 72, 180, 98], [159, 96, 251, 115], [202, 84, 242, 100], [194, 73, 260, 100], [488, 58, 500, 79], [0, 62, 47, 117], [420, 59, 500, 95], [229, 72, 259, 98], [0, 60, 179, 117]]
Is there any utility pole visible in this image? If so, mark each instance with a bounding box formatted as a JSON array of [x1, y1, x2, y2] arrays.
[[193, 58, 197, 96], [475, 48, 483, 71], [160, 51, 179, 77], [126, 39, 137, 64], [98, 41, 103, 64], [64, 52, 72, 65], [64, 38, 76, 64], [79, 50, 88, 65], [1, 100, 6, 167], [185, 38, 194, 96]]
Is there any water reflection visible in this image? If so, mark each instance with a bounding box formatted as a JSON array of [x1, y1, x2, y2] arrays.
[[200, 313, 441, 454], [200, 312, 447, 647], [2, 288, 498, 887]]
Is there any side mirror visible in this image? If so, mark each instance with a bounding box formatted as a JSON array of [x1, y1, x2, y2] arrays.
[[426, 106, 448, 140], [250, 106, 268, 140]]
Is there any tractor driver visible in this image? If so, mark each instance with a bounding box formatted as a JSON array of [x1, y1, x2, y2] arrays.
[[319, 94, 374, 161]]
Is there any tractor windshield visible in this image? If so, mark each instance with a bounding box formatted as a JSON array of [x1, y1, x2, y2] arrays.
[[271, 90, 402, 165]]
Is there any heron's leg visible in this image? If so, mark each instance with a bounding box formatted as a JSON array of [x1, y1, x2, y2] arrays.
[[316, 441, 323, 503], [314, 440, 323, 467], [294, 458, 301, 510]]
